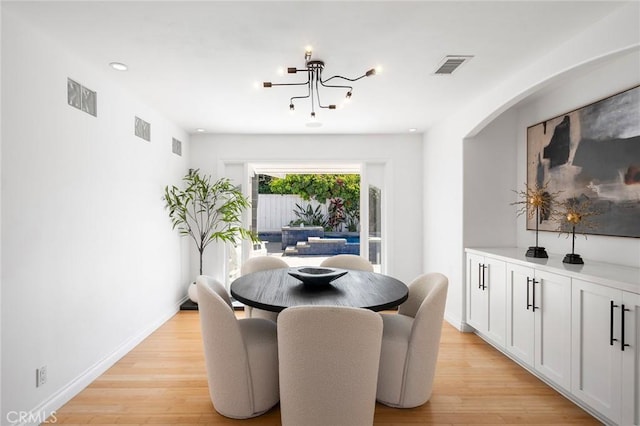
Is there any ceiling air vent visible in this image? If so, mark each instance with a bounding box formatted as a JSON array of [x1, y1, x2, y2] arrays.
[[434, 55, 473, 75]]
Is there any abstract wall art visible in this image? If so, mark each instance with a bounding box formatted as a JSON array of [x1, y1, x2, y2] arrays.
[[527, 85, 640, 238]]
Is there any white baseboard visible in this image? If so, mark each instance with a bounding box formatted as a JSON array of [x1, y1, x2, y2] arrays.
[[444, 312, 475, 332], [21, 297, 188, 426]]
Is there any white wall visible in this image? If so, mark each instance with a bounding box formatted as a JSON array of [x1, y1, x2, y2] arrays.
[[423, 120, 466, 328], [514, 51, 640, 267], [463, 109, 518, 249], [0, 2, 3, 420], [461, 2, 640, 139], [424, 2, 640, 330], [189, 133, 423, 284], [1, 11, 189, 423]]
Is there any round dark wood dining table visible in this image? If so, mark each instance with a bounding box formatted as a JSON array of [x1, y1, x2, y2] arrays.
[[230, 267, 409, 312]]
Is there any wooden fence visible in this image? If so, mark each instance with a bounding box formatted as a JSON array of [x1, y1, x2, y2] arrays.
[[256, 194, 328, 232]]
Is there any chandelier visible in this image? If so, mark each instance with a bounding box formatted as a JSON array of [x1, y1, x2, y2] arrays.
[[263, 48, 377, 119]]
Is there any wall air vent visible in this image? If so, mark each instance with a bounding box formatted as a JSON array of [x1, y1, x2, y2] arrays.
[[134, 116, 151, 141], [172, 138, 182, 156], [67, 78, 97, 116], [434, 55, 473, 75]]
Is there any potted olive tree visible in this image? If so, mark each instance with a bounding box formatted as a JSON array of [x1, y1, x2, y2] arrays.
[[164, 169, 256, 303]]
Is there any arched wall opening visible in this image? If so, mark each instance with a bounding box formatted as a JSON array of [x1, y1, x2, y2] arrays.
[[424, 1, 640, 329]]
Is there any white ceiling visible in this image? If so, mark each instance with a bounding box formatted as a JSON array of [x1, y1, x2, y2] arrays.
[[3, 1, 626, 135]]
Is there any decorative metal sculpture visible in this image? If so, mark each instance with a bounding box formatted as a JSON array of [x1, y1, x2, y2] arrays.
[[558, 197, 600, 264], [512, 182, 561, 258]]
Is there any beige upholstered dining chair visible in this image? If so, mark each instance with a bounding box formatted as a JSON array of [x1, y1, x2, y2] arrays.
[[196, 275, 279, 419], [278, 306, 383, 426], [376, 272, 448, 408], [240, 256, 288, 322], [319, 254, 374, 272]]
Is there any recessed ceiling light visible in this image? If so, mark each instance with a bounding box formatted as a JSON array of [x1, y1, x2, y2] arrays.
[[305, 122, 323, 128], [109, 62, 128, 71], [409, 128, 417, 133], [195, 128, 206, 133]]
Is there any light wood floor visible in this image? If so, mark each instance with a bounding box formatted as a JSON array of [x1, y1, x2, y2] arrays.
[[51, 311, 600, 425]]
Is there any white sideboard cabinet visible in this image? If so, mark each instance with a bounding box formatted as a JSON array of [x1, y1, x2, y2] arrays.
[[572, 279, 640, 425], [466, 253, 506, 347], [505, 263, 571, 391], [465, 248, 640, 426], [622, 291, 640, 426]]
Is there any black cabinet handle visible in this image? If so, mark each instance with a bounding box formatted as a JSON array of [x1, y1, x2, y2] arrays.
[[621, 304, 631, 351], [481, 264, 487, 290], [526, 277, 532, 310], [478, 264, 482, 289], [610, 301, 619, 346], [532, 279, 539, 312]]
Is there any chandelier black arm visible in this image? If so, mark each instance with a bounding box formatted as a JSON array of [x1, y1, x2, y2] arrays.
[[267, 68, 311, 89], [319, 79, 353, 92], [290, 81, 311, 105], [269, 81, 310, 88], [290, 92, 311, 102], [315, 78, 336, 110], [322, 73, 368, 83]]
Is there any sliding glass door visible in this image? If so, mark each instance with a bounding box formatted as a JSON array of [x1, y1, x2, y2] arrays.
[[362, 162, 386, 274]]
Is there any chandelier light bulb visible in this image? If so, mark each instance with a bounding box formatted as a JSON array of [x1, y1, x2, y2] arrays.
[[375, 65, 383, 74], [289, 103, 295, 111], [310, 112, 316, 119], [109, 62, 128, 71], [346, 91, 352, 99]]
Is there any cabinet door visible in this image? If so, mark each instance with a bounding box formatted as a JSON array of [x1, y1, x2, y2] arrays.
[[467, 253, 488, 333], [534, 270, 571, 391], [622, 291, 640, 426], [486, 258, 506, 347], [571, 279, 622, 424], [506, 263, 535, 367]]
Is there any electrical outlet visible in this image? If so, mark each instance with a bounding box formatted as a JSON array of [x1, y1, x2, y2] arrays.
[[36, 366, 47, 387]]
